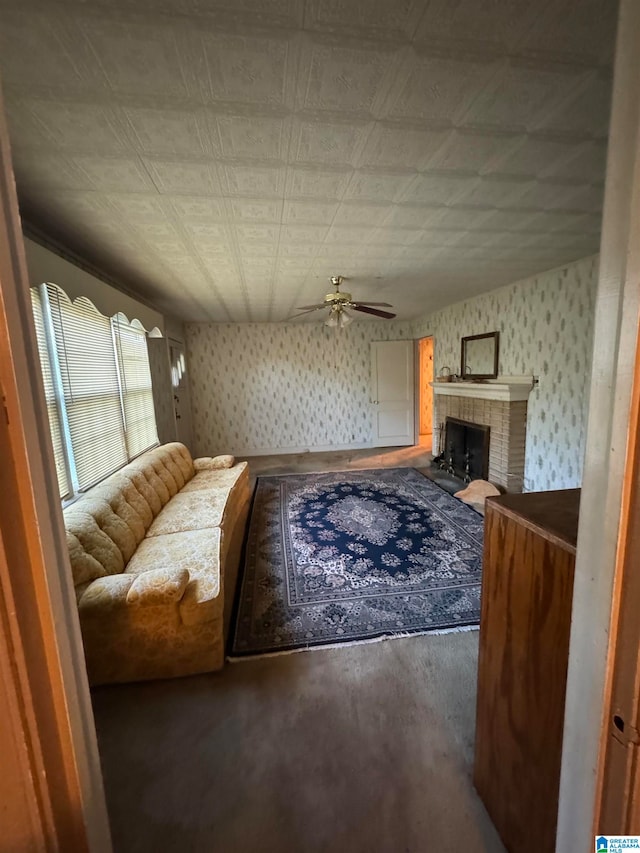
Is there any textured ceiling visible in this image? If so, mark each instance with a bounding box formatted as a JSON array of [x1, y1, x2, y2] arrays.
[[0, 0, 619, 322]]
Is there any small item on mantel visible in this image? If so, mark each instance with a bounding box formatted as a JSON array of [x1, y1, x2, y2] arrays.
[[435, 365, 452, 382], [455, 479, 500, 513]]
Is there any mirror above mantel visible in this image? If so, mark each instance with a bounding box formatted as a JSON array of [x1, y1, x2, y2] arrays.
[[461, 331, 500, 380]]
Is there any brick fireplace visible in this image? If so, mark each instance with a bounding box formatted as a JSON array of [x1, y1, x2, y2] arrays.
[[431, 378, 533, 493]]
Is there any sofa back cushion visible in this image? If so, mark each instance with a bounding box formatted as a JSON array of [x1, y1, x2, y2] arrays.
[[154, 443, 194, 490], [64, 442, 196, 589], [65, 509, 126, 581]]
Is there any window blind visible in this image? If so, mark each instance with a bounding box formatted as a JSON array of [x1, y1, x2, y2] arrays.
[[30, 283, 159, 498], [112, 317, 158, 459], [46, 285, 128, 490], [30, 289, 70, 499]]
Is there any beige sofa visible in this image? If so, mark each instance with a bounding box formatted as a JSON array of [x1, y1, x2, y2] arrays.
[[64, 442, 250, 686]]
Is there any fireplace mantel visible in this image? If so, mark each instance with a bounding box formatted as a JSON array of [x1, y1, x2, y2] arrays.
[[430, 376, 534, 403]]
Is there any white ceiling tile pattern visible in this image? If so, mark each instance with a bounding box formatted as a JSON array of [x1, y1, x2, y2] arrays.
[[0, 0, 618, 322]]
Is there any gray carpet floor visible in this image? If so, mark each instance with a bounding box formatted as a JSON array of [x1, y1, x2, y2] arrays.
[[92, 632, 505, 853]]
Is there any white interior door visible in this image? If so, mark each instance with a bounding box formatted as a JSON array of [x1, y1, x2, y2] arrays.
[[169, 339, 193, 450], [371, 340, 415, 447]]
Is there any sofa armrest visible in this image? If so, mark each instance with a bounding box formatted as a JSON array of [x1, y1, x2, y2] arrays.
[[194, 454, 235, 471], [78, 568, 190, 615], [126, 567, 190, 606], [78, 574, 135, 614]]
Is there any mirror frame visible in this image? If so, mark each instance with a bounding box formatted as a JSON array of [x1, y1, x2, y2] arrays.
[[460, 331, 500, 380]]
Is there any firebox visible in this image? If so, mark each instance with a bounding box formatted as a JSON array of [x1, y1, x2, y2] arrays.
[[443, 417, 490, 482]]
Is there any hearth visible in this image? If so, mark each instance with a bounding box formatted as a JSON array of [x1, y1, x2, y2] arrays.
[[440, 417, 490, 482]]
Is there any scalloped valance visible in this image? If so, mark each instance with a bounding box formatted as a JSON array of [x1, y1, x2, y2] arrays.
[[24, 238, 164, 335]]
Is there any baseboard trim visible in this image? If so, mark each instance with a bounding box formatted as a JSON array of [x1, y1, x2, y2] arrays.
[[233, 442, 375, 458]]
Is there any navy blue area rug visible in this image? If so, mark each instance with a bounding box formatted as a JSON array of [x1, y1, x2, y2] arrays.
[[231, 468, 484, 657]]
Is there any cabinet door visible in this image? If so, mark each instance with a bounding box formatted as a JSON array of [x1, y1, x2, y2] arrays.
[[474, 504, 575, 853]]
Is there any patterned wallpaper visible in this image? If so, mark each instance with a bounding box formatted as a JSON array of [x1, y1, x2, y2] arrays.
[[413, 255, 599, 490], [186, 255, 598, 491], [186, 321, 414, 457]]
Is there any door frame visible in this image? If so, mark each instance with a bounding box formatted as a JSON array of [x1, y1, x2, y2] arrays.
[[597, 335, 640, 833], [556, 0, 640, 846], [0, 88, 112, 850], [414, 336, 434, 446]]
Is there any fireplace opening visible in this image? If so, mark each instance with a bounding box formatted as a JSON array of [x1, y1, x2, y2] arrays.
[[442, 417, 490, 482]]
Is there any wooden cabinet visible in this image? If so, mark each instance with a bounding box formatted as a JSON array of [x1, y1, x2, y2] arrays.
[[474, 489, 580, 853]]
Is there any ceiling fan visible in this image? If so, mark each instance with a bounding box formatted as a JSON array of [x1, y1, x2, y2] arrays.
[[287, 276, 396, 328]]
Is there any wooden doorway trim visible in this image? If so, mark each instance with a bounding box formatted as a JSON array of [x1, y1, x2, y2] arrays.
[[0, 88, 112, 849], [597, 326, 640, 834], [556, 0, 640, 846], [416, 336, 434, 448], [594, 5, 640, 818]]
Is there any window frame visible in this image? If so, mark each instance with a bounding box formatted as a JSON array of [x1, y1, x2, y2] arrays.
[[31, 283, 159, 504]]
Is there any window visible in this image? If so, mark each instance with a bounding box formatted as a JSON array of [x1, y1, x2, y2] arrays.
[[31, 283, 158, 499], [112, 314, 158, 459], [30, 288, 70, 498]]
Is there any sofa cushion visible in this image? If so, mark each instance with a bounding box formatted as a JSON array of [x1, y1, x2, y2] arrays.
[[85, 480, 148, 546], [66, 498, 138, 563], [94, 472, 155, 531], [117, 467, 165, 517], [122, 460, 172, 508], [136, 442, 195, 498], [66, 530, 107, 586], [64, 510, 126, 579], [181, 461, 248, 494], [158, 442, 195, 485], [125, 528, 222, 626], [148, 458, 181, 499], [146, 490, 231, 536], [127, 567, 189, 606]]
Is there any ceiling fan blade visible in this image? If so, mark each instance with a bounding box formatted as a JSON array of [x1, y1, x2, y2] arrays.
[[350, 301, 393, 307], [296, 303, 326, 310], [352, 305, 397, 319], [285, 307, 325, 320]]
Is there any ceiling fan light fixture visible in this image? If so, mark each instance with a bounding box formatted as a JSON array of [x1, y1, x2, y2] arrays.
[[324, 309, 339, 328], [325, 307, 353, 330], [291, 275, 395, 325]]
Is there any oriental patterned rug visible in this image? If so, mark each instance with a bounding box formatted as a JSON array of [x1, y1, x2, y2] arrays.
[[230, 468, 484, 657]]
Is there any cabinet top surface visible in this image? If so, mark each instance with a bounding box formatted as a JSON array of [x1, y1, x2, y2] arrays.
[[486, 489, 581, 553]]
